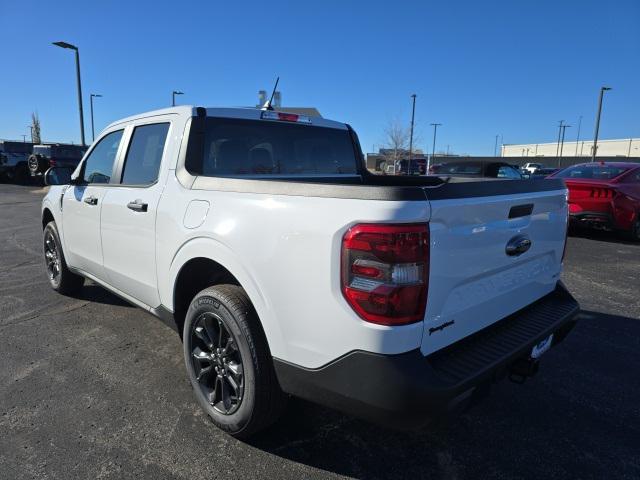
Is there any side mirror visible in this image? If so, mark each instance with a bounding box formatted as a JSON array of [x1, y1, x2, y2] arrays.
[[44, 166, 75, 186]]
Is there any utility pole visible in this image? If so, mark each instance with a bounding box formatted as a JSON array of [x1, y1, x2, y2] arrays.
[[408, 94, 417, 175], [90, 93, 102, 142], [574, 115, 582, 157], [429, 123, 442, 172], [559, 124, 571, 168], [556, 120, 564, 158], [591, 86, 612, 162], [27, 125, 33, 143], [494, 134, 499, 157]]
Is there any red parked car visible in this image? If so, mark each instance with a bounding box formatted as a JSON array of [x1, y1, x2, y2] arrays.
[[549, 162, 640, 240]]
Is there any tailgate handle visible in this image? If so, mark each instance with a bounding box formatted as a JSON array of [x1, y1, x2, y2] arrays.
[[509, 203, 534, 219]]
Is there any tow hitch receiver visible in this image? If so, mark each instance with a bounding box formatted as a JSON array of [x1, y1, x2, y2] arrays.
[[509, 357, 539, 384]]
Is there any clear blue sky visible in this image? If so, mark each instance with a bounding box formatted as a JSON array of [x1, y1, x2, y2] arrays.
[[1, 0, 638, 155]]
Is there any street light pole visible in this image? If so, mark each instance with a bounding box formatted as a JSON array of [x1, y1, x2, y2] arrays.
[[591, 86, 612, 162], [172, 90, 184, 106], [408, 94, 416, 175], [52, 41, 85, 146], [556, 120, 564, 159], [574, 115, 582, 157], [90, 94, 103, 142], [429, 123, 442, 172], [494, 134, 499, 157]]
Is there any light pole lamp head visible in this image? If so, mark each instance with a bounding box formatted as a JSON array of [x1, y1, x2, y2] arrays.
[[602, 86, 612, 91], [91, 94, 103, 99], [52, 41, 78, 50], [173, 90, 184, 96]]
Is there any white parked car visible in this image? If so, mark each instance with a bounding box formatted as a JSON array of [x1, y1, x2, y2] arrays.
[[522, 162, 545, 175], [41, 106, 579, 438]]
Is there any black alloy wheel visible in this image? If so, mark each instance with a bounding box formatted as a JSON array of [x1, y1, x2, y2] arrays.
[[190, 311, 244, 415], [44, 228, 61, 284]]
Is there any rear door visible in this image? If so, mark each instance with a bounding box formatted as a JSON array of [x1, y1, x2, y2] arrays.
[[62, 129, 124, 278], [100, 120, 171, 307], [421, 186, 568, 355]]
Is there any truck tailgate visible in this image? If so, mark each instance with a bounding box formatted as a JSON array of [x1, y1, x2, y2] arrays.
[[421, 186, 567, 356]]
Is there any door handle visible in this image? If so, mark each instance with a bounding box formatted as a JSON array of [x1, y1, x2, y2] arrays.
[[83, 196, 98, 206], [127, 200, 148, 212]]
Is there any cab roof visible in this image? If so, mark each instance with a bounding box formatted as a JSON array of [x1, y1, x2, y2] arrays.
[[105, 106, 347, 131]]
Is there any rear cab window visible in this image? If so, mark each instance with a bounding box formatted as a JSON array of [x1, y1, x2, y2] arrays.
[[185, 117, 358, 177]]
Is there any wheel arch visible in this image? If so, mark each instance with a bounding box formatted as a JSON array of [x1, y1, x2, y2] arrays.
[[166, 237, 283, 355], [42, 207, 55, 230]]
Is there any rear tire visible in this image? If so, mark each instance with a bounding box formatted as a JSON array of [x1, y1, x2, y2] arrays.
[[14, 162, 29, 185], [183, 284, 286, 439], [43, 221, 84, 295]]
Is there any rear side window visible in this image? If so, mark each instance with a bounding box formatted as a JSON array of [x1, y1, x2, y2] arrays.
[[83, 130, 124, 184], [555, 165, 630, 180], [185, 117, 357, 176], [121, 123, 170, 185]]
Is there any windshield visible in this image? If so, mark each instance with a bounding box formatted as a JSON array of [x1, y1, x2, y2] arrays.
[[185, 117, 358, 177], [555, 164, 630, 180]]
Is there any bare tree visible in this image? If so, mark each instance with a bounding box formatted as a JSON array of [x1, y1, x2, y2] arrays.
[[380, 118, 422, 174], [31, 112, 41, 144]]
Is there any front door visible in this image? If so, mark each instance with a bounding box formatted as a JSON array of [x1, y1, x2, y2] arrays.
[[101, 122, 171, 307], [62, 129, 124, 279]]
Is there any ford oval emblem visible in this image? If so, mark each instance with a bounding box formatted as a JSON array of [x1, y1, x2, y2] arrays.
[[505, 235, 532, 256]]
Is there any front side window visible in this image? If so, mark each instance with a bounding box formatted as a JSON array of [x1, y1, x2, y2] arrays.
[[186, 117, 358, 177], [82, 130, 123, 184], [497, 166, 522, 179], [121, 123, 170, 185]]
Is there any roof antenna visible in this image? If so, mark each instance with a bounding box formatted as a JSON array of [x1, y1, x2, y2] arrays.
[[262, 77, 279, 111]]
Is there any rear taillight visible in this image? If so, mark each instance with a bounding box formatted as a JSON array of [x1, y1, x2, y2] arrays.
[[341, 223, 429, 326], [590, 187, 614, 199], [260, 110, 312, 124]]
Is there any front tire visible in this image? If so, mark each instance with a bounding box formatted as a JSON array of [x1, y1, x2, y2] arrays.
[[43, 221, 84, 294], [183, 285, 285, 439]]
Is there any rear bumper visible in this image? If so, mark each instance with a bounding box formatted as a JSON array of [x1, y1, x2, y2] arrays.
[[274, 282, 579, 429]]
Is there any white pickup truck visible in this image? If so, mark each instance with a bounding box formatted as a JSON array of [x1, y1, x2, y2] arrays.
[[41, 106, 579, 438]]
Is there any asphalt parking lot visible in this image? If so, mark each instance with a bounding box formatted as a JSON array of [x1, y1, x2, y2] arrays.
[[1, 183, 639, 480]]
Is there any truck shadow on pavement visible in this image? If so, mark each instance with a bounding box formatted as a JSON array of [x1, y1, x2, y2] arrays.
[[72, 283, 132, 308], [569, 228, 638, 246], [247, 309, 640, 479]]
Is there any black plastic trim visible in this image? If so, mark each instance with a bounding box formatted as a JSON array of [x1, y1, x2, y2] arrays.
[[423, 178, 566, 200], [273, 282, 579, 428], [509, 203, 534, 218]]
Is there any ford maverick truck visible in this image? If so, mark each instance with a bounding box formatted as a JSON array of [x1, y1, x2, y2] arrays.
[[41, 106, 579, 438]]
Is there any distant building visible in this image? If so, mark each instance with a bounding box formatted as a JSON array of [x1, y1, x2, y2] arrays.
[[255, 91, 322, 118], [502, 137, 640, 158]]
